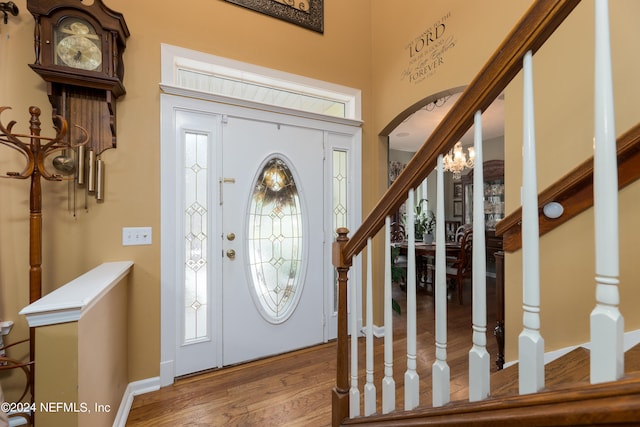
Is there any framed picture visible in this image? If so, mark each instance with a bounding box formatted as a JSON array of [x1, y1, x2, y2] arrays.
[[224, 0, 324, 33], [453, 200, 463, 217], [453, 182, 463, 200]]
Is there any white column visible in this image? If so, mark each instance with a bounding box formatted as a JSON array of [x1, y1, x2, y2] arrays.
[[519, 50, 545, 395], [382, 217, 396, 414], [364, 240, 376, 415], [469, 110, 490, 401], [432, 154, 450, 407], [591, 0, 623, 384], [404, 189, 420, 410], [349, 250, 360, 417]]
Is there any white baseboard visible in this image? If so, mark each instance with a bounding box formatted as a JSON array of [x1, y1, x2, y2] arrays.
[[112, 377, 161, 427], [360, 325, 385, 338], [373, 325, 385, 338]]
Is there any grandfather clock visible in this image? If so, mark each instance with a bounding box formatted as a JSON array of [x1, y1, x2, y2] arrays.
[[27, 0, 129, 200]]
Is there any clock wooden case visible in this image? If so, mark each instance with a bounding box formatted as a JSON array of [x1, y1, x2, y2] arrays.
[[27, 0, 129, 155]]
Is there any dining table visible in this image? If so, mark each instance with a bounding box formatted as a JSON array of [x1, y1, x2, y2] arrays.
[[393, 241, 462, 291], [394, 241, 462, 257]]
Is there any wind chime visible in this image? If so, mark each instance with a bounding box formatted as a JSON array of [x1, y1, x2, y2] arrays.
[[0, 105, 88, 376]]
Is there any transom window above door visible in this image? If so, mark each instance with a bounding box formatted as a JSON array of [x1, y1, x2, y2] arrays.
[[160, 44, 361, 121]]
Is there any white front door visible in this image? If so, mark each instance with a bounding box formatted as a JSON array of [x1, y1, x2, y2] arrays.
[[168, 101, 331, 377], [160, 47, 363, 385], [220, 116, 325, 366]]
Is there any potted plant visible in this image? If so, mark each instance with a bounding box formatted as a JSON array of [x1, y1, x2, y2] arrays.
[[414, 198, 436, 243]]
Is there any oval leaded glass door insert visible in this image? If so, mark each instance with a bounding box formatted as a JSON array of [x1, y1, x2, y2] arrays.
[[248, 157, 305, 323]]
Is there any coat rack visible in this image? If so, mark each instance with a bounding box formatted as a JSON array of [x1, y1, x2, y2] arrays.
[[0, 105, 88, 382]]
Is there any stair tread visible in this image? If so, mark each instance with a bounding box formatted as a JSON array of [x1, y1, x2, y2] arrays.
[[490, 342, 640, 398], [625, 342, 640, 372], [491, 347, 590, 397]]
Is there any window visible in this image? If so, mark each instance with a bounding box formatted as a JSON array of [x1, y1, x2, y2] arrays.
[[248, 157, 304, 323], [161, 44, 361, 121]]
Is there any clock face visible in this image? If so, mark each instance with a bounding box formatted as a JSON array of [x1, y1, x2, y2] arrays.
[[54, 18, 102, 71]]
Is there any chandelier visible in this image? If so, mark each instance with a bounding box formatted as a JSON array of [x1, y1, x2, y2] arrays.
[[443, 141, 475, 180]]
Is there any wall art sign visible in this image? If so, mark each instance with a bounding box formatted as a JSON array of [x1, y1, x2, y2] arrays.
[[225, 0, 323, 33], [401, 11, 456, 85]]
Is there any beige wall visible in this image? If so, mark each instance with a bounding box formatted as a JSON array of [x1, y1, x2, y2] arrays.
[[34, 323, 79, 426], [78, 277, 129, 427], [370, 0, 531, 135]]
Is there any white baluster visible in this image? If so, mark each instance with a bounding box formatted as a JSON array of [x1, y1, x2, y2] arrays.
[[519, 50, 545, 395], [421, 178, 428, 208], [405, 189, 419, 410], [382, 217, 396, 414], [469, 110, 490, 401], [432, 154, 450, 407], [364, 240, 376, 415], [591, 0, 623, 384], [349, 253, 360, 417]]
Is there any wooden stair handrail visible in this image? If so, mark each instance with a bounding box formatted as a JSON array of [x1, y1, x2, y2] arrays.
[[496, 122, 640, 251], [342, 0, 581, 262], [340, 372, 640, 426]]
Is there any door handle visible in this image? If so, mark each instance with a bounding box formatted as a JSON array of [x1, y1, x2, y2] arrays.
[[226, 249, 236, 260], [219, 177, 236, 205], [227, 232, 236, 241]]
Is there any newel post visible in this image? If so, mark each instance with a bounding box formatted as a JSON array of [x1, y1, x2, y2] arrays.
[[332, 227, 351, 427]]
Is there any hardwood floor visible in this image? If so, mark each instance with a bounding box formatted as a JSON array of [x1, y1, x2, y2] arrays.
[[126, 276, 499, 426]]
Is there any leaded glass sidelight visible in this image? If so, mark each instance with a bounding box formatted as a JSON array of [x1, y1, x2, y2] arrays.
[[184, 131, 209, 343], [248, 157, 304, 323], [332, 150, 348, 234], [332, 149, 348, 312]]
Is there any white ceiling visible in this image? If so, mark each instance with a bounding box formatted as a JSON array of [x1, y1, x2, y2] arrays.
[[389, 91, 505, 153]]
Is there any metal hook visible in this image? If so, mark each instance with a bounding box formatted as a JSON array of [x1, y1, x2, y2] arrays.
[[0, 2, 19, 25]]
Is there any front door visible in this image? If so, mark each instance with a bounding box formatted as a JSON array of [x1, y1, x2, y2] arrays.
[[170, 103, 328, 376], [220, 116, 325, 366]]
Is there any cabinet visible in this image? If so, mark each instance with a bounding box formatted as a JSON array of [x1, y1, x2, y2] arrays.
[[461, 160, 504, 263]]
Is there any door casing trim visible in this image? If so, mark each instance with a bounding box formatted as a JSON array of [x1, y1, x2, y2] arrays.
[[160, 92, 362, 385]]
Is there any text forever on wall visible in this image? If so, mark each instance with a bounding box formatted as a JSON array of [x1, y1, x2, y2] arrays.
[[401, 12, 456, 85]]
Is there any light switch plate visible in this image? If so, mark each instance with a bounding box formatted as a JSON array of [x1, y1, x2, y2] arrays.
[[122, 227, 152, 246]]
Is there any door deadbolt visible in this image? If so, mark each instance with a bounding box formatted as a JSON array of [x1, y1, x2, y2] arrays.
[[227, 232, 236, 241], [226, 249, 236, 260]]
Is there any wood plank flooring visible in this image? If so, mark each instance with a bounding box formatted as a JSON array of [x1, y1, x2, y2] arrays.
[[126, 277, 499, 426]]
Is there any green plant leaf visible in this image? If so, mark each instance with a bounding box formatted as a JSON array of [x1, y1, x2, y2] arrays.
[[392, 298, 401, 315]]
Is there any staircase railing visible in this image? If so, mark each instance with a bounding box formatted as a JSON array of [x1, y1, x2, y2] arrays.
[[331, 0, 639, 425]]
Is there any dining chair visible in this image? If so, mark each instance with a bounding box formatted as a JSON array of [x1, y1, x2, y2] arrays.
[[446, 227, 473, 304], [390, 222, 408, 290], [390, 222, 431, 291], [447, 224, 471, 264], [390, 221, 406, 244], [454, 224, 471, 243]]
